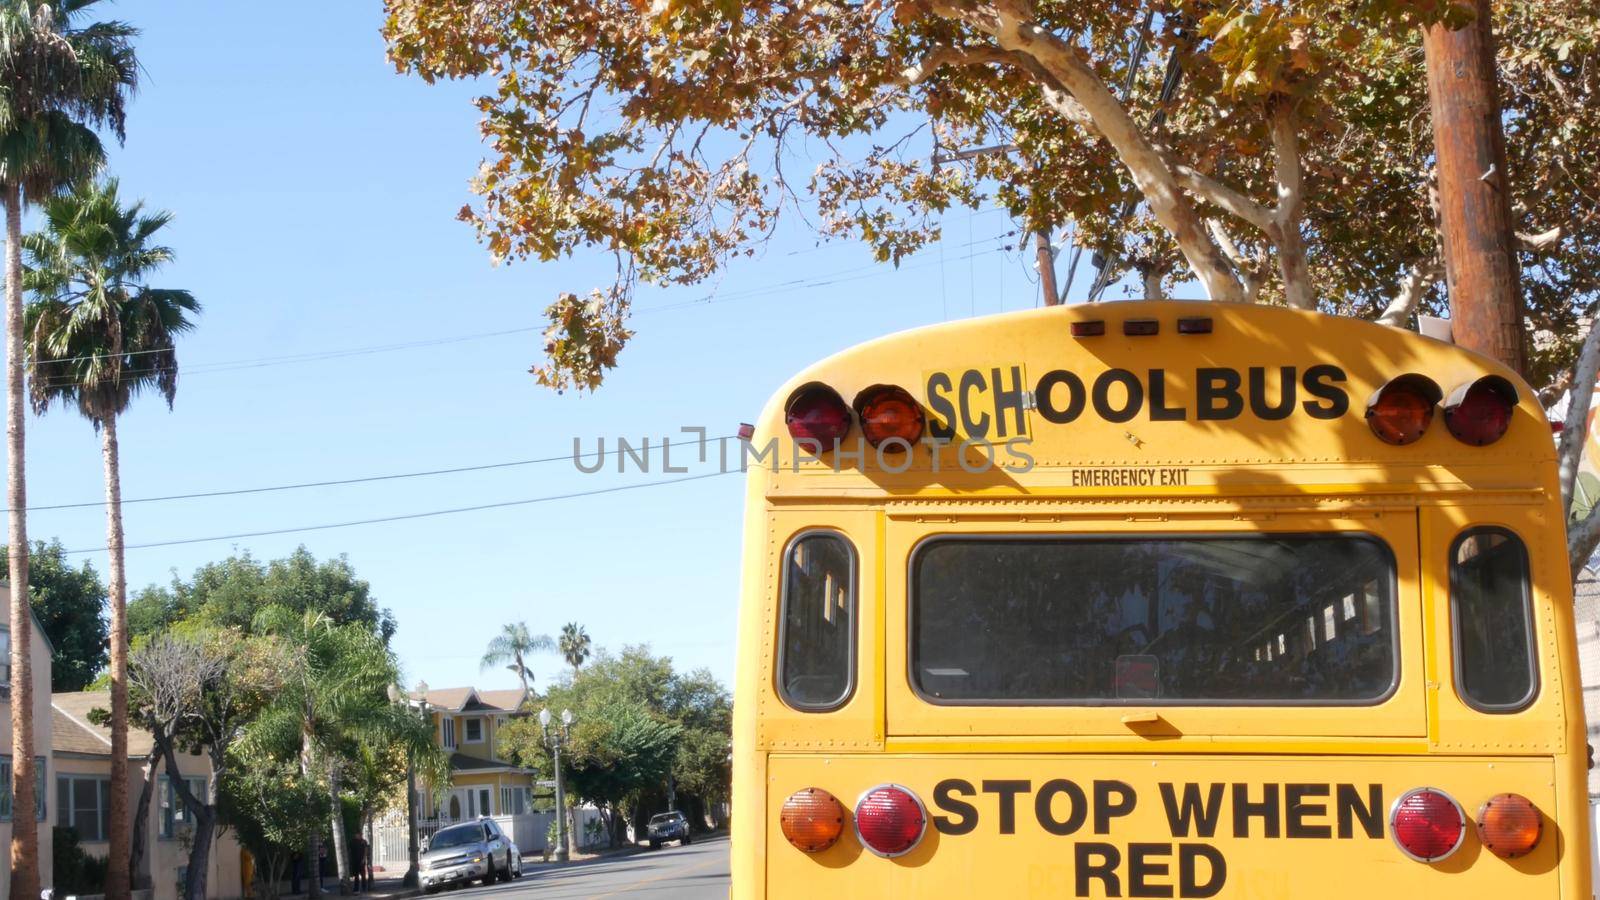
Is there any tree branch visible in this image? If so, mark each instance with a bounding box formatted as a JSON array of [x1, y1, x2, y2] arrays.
[[1172, 163, 1275, 233], [938, 0, 1245, 303], [1558, 321, 1600, 519], [1517, 225, 1565, 253], [1207, 219, 1266, 302], [1269, 102, 1312, 310], [1376, 257, 1443, 327], [898, 45, 1013, 87]]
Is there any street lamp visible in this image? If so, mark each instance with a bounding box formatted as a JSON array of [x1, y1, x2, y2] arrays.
[[539, 708, 574, 862], [389, 681, 429, 888]]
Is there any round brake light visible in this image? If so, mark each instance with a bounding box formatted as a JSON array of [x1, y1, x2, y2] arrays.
[[854, 784, 927, 858], [1390, 787, 1466, 862], [1476, 793, 1542, 859], [1443, 376, 1517, 446], [780, 787, 845, 853], [1365, 374, 1443, 445], [853, 384, 924, 450], [785, 383, 852, 447]]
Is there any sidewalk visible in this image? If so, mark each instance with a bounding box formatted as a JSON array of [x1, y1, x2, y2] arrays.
[[275, 872, 416, 900]]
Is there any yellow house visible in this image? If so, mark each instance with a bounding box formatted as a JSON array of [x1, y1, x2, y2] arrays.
[[51, 691, 244, 900], [1, 582, 54, 900], [410, 687, 537, 823]]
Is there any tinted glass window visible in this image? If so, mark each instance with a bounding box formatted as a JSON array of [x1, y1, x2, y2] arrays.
[[430, 826, 480, 848], [1451, 528, 1536, 710], [778, 532, 856, 710], [911, 535, 1397, 704]]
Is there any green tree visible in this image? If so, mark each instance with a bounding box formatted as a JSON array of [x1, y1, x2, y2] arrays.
[[481, 620, 553, 697], [0, 539, 107, 690], [125, 628, 280, 900], [382, 1, 1598, 383], [245, 606, 444, 898], [128, 548, 397, 643], [220, 749, 328, 900], [500, 646, 730, 844], [0, 3, 137, 893], [558, 622, 591, 674], [23, 177, 198, 900]]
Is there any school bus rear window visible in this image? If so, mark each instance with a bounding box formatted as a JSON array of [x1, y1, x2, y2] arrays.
[[910, 535, 1397, 704], [1450, 527, 1537, 711], [778, 531, 856, 710]]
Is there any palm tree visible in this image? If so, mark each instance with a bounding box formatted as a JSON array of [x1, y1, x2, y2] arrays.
[[248, 607, 444, 900], [481, 621, 553, 700], [22, 178, 193, 899], [558, 622, 591, 674], [0, 4, 136, 896]]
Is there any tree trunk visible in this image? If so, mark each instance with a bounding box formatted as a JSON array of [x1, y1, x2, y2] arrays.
[[4, 179, 40, 900], [158, 740, 214, 900], [103, 411, 132, 900], [302, 740, 322, 900], [328, 765, 351, 895], [1422, 0, 1525, 373], [181, 791, 217, 900], [129, 748, 161, 890]]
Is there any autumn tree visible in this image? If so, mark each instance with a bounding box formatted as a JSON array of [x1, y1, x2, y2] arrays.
[[385, 0, 1599, 556]]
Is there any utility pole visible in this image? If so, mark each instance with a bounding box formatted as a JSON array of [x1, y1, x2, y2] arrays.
[[1034, 230, 1060, 306], [1422, 0, 1525, 374]]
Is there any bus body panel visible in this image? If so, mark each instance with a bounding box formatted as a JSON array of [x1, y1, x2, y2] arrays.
[[762, 753, 1574, 899]]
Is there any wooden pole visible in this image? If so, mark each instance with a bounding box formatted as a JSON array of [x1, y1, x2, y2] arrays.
[[1035, 230, 1060, 306], [1421, 0, 1525, 374]]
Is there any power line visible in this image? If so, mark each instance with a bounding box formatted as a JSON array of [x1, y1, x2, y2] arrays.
[[27, 236, 1017, 391], [63, 469, 736, 556], [14, 433, 740, 513]]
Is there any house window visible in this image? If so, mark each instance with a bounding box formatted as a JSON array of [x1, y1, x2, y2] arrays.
[[441, 718, 456, 749], [464, 718, 483, 743], [499, 787, 528, 815], [2, 757, 47, 822], [159, 775, 207, 839], [56, 775, 109, 840], [0, 628, 10, 687]]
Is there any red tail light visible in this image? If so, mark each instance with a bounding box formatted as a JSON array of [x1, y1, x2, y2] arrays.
[[854, 784, 927, 858], [1443, 376, 1517, 446], [1390, 787, 1466, 862], [785, 383, 852, 446], [1365, 374, 1443, 445], [853, 385, 924, 450]]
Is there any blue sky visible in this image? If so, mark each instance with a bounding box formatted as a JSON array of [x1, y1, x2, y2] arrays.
[[12, 0, 1102, 695]]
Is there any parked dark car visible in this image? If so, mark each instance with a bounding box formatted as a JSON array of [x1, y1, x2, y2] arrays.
[[646, 811, 692, 849], [419, 818, 520, 892]]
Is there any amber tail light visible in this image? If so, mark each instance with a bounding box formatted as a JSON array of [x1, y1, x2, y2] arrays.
[[780, 788, 845, 853], [1366, 374, 1443, 445], [853, 384, 925, 450], [1476, 793, 1542, 859]]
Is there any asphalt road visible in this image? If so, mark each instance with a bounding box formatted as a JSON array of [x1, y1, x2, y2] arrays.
[[436, 837, 730, 900]]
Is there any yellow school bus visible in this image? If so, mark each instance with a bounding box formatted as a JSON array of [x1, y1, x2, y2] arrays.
[[730, 301, 1590, 898]]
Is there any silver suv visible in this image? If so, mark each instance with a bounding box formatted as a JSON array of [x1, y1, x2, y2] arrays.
[[419, 818, 520, 892], [646, 811, 691, 849]]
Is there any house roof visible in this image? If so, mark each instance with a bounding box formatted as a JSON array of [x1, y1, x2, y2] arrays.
[[447, 752, 530, 775], [51, 690, 155, 757], [477, 689, 528, 711], [0, 579, 58, 656], [413, 686, 527, 714]]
